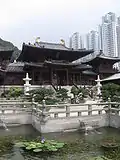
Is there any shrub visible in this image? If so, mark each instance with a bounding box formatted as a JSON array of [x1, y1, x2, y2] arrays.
[[101, 83, 120, 102], [71, 86, 79, 98], [2, 87, 24, 98], [27, 87, 58, 104], [71, 86, 88, 103], [56, 88, 69, 102]]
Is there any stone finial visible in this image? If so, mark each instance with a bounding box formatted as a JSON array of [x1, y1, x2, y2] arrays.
[[35, 37, 40, 43], [60, 39, 65, 45]]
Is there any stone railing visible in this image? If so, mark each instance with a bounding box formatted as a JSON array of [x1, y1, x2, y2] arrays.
[[0, 100, 120, 133], [32, 102, 108, 119], [0, 101, 33, 126], [32, 101, 120, 133]]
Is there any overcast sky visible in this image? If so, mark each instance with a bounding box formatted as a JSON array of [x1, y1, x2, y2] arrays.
[[1, 0, 120, 49]]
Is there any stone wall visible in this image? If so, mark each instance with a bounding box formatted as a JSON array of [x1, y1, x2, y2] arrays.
[[109, 114, 120, 128], [0, 101, 32, 127], [33, 115, 109, 133], [0, 114, 32, 127]]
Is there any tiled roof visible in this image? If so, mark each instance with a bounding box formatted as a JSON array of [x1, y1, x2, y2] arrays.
[[44, 60, 78, 66], [75, 64, 92, 70], [6, 62, 24, 72], [101, 73, 120, 81], [82, 70, 97, 75], [35, 41, 69, 50], [25, 42, 94, 52], [24, 62, 43, 67], [72, 51, 120, 64], [27, 41, 69, 51]]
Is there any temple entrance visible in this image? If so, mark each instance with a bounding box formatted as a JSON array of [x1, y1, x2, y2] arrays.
[[52, 69, 67, 86], [56, 70, 67, 86]]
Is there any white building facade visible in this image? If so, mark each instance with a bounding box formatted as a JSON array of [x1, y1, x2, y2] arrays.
[[117, 16, 120, 58], [86, 30, 99, 52], [98, 25, 103, 51], [101, 12, 118, 57], [69, 32, 80, 50], [79, 35, 84, 49]]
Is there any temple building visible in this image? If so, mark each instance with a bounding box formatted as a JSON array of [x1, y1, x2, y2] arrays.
[[2, 41, 120, 86]]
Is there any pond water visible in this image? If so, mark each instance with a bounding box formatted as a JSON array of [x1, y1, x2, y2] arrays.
[[0, 125, 120, 159]]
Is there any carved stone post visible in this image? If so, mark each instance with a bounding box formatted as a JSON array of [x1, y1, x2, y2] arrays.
[[66, 105, 70, 117], [41, 100, 49, 124], [88, 104, 92, 115]]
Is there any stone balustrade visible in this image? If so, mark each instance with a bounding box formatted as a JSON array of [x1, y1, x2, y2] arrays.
[[38, 102, 109, 119], [32, 101, 120, 133], [0, 100, 120, 133], [0, 101, 33, 126]]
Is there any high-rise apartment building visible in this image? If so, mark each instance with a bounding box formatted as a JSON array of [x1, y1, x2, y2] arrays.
[[117, 16, 120, 57], [86, 30, 99, 51], [101, 12, 118, 57], [69, 32, 79, 50], [98, 25, 103, 50], [79, 35, 84, 49]]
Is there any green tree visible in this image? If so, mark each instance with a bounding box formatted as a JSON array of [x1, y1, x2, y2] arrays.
[[71, 86, 88, 103], [56, 88, 69, 102], [7, 87, 23, 98], [27, 87, 58, 105], [71, 86, 79, 98], [101, 83, 120, 102]]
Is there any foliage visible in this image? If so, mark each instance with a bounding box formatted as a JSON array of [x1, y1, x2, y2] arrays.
[[0, 137, 13, 154], [71, 86, 79, 97], [15, 140, 65, 152], [56, 88, 69, 102], [101, 83, 120, 102], [9, 87, 23, 98], [27, 87, 58, 104], [71, 86, 88, 103], [1, 87, 24, 98], [71, 86, 88, 98]]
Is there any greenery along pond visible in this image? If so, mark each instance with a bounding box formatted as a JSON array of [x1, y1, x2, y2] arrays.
[[1, 126, 120, 159]]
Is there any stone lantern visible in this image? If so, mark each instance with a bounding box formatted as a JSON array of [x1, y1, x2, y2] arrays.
[[23, 73, 32, 95]]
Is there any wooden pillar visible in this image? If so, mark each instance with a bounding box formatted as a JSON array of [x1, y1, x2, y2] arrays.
[[40, 70, 42, 85], [66, 69, 69, 85], [50, 68, 53, 84], [79, 72, 81, 85], [73, 73, 75, 83]]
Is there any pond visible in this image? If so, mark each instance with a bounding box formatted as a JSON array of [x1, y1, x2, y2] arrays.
[[0, 125, 120, 159]]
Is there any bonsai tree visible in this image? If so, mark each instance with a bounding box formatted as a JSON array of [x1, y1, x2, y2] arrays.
[[56, 88, 69, 102], [71, 86, 79, 99], [71, 86, 88, 103], [101, 83, 120, 102], [27, 87, 58, 105]]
